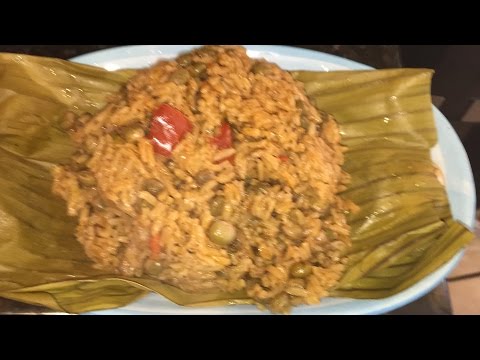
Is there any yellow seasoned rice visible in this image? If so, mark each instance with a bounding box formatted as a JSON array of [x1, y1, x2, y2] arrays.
[[52, 45, 355, 313]]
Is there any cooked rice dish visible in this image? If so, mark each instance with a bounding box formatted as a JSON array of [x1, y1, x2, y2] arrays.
[[52, 45, 356, 313]]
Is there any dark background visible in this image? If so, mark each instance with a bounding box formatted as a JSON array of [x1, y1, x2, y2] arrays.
[[0, 45, 478, 207]]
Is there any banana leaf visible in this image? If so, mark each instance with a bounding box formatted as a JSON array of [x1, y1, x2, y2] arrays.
[[294, 69, 474, 298], [0, 53, 474, 313]]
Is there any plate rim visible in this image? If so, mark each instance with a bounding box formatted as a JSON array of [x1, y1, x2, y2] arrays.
[[71, 45, 375, 71], [71, 45, 476, 315]]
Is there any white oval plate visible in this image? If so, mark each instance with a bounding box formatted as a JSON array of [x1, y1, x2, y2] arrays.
[[71, 45, 477, 315]]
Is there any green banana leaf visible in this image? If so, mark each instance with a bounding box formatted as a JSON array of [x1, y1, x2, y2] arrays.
[[0, 53, 474, 313]]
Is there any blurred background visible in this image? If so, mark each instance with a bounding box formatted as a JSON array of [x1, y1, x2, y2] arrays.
[[0, 45, 478, 314]]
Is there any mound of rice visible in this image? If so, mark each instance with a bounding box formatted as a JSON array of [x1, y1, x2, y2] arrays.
[[52, 45, 355, 313]]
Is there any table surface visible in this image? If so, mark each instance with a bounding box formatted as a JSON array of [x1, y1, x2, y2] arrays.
[[0, 45, 452, 315]]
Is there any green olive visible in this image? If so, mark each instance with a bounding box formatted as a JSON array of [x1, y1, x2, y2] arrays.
[[246, 179, 270, 194], [122, 126, 145, 143], [190, 62, 208, 81], [77, 171, 96, 188], [290, 262, 313, 279], [144, 259, 162, 276], [169, 69, 190, 85], [209, 196, 226, 217], [191, 92, 202, 114], [197, 47, 217, 57], [208, 220, 237, 246], [177, 53, 192, 67], [251, 62, 271, 75], [195, 170, 213, 185], [191, 62, 207, 75], [143, 178, 164, 196], [300, 115, 310, 130]]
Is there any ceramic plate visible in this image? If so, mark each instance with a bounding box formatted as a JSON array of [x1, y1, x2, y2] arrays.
[[71, 45, 476, 315]]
